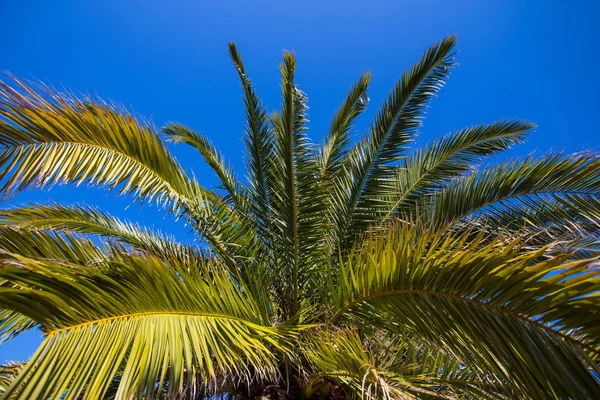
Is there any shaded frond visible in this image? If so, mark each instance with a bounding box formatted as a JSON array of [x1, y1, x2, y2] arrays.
[[303, 330, 497, 399], [0, 203, 206, 265], [0, 309, 36, 344], [457, 195, 600, 258], [0, 225, 108, 264], [303, 330, 408, 400], [390, 119, 533, 215], [0, 361, 25, 398], [228, 42, 274, 235], [269, 52, 326, 315], [333, 223, 600, 398], [319, 73, 371, 179]]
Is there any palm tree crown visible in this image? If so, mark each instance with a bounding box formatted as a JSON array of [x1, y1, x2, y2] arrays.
[[0, 36, 599, 399]]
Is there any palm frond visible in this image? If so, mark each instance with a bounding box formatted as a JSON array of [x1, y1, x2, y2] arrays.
[[0, 75, 204, 212], [269, 52, 327, 315], [333, 36, 457, 247], [0, 250, 296, 398], [0, 225, 108, 264], [303, 329, 499, 399], [392, 337, 509, 399], [163, 123, 248, 209], [333, 223, 600, 398], [317, 73, 371, 259], [225, 43, 283, 293], [0, 75, 260, 275], [0, 361, 25, 398], [0, 203, 206, 265], [0, 309, 36, 344], [158, 125, 264, 273], [228, 42, 274, 236], [192, 197, 261, 278], [390, 119, 533, 216], [427, 152, 600, 229], [319, 73, 371, 180], [0, 226, 120, 345], [303, 330, 406, 400], [456, 195, 600, 258]]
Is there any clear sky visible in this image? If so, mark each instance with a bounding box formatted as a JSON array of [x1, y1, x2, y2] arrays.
[[0, 0, 598, 363]]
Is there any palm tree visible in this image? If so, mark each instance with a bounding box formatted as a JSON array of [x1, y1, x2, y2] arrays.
[[0, 36, 599, 399]]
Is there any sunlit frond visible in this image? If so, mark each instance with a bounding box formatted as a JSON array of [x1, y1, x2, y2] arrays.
[[0, 75, 261, 275], [0, 250, 296, 398], [0, 76, 204, 211], [0, 225, 108, 264], [333, 36, 457, 247], [164, 123, 247, 209], [0, 227, 116, 344]]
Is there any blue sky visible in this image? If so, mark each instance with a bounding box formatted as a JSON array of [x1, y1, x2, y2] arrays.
[[0, 0, 598, 363]]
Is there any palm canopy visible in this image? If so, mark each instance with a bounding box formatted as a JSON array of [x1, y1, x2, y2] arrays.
[[0, 36, 599, 399]]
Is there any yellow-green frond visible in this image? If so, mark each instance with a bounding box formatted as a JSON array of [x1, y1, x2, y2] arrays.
[[0, 250, 295, 398], [0, 75, 204, 210]]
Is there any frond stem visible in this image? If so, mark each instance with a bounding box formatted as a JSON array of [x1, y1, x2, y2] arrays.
[[43, 311, 270, 337]]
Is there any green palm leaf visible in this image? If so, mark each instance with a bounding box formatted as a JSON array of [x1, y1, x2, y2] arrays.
[[319, 73, 371, 180], [0, 250, 297, 398], [333, 223, 600, 398], [0, 203, 205, 264], [303, 330, 506, 399], [269, 53, 326, 315], [333, 36, 457, 247], [163, 123, 248, 209], [0, 310, 36, 344], [0, 76, 203, 210], [228, 42, 275, 236], [428, 153, 600, 228], [0, 225, 108, 264], [390, 119, 533, 216], [457, 195, 600, 258], [0, 227, 124, 344], [0, 362, 25, 398]]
